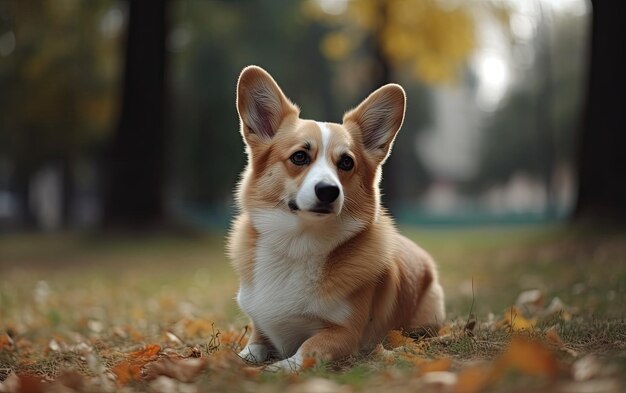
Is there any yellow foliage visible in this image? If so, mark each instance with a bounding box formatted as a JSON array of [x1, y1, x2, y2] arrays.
[[381, 0, 475, 84], [313, 0, 476, 85], [321, 32, 352, 60], [498, 306, 536, 332]]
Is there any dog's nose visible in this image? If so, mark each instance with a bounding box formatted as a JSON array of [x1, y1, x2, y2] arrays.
[[315, 182, 340, 204]]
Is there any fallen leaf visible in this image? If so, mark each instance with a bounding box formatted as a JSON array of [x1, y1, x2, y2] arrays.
[[0, 371, 20, 393], [418, 357, 452, 375], [16, 374, 45, 393], [0, 333, 14, 351], [113, 344, 161, 386], [515, 289, 544, 312], [438, 325, 453, 337], [285, 377, 342, 393], [54, 371, 84, 391], [544, 326, 564, 348], [165, 331, 183, 345], [496, 336, 559, 377], [185, 319, 215, 337], [572, 355, 602, 382], [145, 356, 208, 383], [422, 371, 458, 391], [498, 307, 536, 332], [219, 329, 247, 349], [455, 365, 495, 393], [371, 343, 395, 364], [385, 330, 412, 349]]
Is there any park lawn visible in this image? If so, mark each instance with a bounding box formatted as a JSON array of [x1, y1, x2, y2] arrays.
[[0, 224, 624, 392]]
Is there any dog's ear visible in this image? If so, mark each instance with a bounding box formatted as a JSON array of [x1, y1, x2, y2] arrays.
[[343, 84, 406, 163], [236, 66, 299, 143]]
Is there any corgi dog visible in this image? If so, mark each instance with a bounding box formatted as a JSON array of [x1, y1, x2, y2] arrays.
[[228, 66, 445, 371]]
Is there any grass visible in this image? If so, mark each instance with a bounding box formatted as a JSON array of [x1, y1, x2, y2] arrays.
[[0, 224, 625, 392]]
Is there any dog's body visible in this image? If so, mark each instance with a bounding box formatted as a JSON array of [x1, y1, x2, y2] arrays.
[[228, 66, 445, 371]]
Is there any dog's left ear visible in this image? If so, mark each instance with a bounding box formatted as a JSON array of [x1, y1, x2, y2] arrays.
[[236, 66, 299, 144], [343, 84, 406, 164]]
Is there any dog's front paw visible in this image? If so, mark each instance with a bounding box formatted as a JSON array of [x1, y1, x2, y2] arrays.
[[264, 353, 303, 373], [238, 343, 269, 363]]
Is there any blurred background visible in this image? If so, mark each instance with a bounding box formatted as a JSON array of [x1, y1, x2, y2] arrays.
[[0, 0, 623, 233]]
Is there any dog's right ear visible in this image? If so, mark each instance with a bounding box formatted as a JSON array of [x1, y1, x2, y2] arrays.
[[236, 66, 299, 144]]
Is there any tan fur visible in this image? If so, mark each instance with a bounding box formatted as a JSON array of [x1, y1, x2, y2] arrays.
[[227, 66, 445, 370]]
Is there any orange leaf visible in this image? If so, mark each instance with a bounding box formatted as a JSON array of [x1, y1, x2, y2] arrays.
[[386, 330, 413, 348], [0, 333, 14, 351], [419, 357, 452, 375], [144, 356, 208, 383], [219, 330, 247, 349], [545, 326, 564, 348], [455, 365, 495, 393], [496, 336, 559, 377], [113, 362, 141, 386], [185, 319, 214, 337], [113, 344, 161, 386]]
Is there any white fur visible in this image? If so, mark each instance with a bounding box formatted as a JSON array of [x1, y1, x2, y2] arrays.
[[265, 349, 304, 373], [239, 343, 269, 363], [295, 122, 344, 214], [237, 208, 364, 360]]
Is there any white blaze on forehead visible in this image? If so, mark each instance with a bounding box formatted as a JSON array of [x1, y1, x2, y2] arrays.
[[317, 121, 332, 157], [294, 122, 344, 213]]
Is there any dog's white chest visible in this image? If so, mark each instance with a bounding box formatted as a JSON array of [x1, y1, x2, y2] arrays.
[[237, 215, 352, 357]]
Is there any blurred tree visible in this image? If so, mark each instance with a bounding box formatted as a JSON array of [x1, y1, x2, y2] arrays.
[[103, 0, 168, 229], [309, 0, 475, 207], [0, 1, 120, 228], [170, 0, 336, 209], [575, 1, 626, 221]]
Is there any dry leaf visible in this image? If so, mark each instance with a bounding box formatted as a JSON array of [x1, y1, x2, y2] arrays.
[[0, 333, 14, 351], [185, 319, 214, 337], [418, 358, 452, 375], [219, 330, 247, 349], [0, 371, 20, 393], [572, 355, 602, 382], [385, 330, 412, 349], [545, 326, 564, 348], [515, 289, 544, 310], [422, 371, 458, 389], [144, 356, 208, 383], [165, 331, 183, 345], [496, 336, 559, 377], [438, 325, 452, 337], [498, 307, 536, 332], [371, 343, 396, 364], [113, 344, 161, 386], [455, 365, 494, 393]]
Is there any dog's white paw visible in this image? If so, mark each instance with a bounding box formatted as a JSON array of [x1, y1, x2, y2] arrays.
[[265, 353, 303, 373], [238, 343, 269, 363]]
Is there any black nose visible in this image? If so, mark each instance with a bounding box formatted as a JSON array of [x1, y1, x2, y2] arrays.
[[315, 182, 340, 204]]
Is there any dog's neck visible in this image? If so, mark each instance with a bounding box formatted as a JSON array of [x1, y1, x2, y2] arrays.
[[249, 208, 365, 260]]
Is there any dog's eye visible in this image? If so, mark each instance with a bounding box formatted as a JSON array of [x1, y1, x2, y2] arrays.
[[290, 151, 310, 166], [338, 155, 354, 171]]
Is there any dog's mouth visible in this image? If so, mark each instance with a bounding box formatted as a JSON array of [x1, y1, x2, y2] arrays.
[[288, 200, 333, 216]]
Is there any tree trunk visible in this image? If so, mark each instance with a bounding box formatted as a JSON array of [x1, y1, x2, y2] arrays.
[[574, 1, 626, 221], [103, 0, 168, 229]]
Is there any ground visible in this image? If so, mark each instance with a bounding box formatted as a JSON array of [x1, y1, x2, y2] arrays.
[[0, 224, 624, 392]]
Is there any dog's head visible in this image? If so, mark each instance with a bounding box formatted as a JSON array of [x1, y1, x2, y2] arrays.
[[235, 66, 405, 227]]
